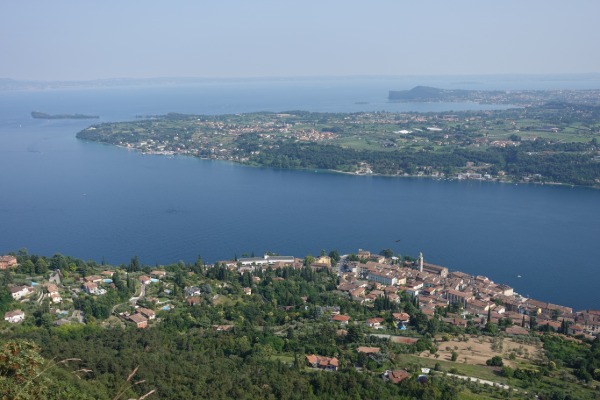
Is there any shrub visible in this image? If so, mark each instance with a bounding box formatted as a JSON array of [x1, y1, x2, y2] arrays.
[[501, 366, 514, 378], [486, 355, 503, 366]]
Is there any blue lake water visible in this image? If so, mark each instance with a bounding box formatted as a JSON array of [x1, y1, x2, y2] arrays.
[[0, 76, 599, 310]]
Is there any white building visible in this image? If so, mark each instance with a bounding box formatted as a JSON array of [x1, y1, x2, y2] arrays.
[[9, 286, 30, 300], [238, 254, 294, 266], [366, 271, 398, 286], [4, 310, 25, 323]]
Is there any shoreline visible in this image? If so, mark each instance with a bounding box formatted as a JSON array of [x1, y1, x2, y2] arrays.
[[328, 168, 590, 188], [89, 139, 599, 190]]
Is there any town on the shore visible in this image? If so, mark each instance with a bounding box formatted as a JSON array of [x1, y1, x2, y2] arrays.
[[2, 249, 597, 339]]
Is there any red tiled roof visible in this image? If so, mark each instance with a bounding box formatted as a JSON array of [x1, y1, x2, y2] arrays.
[[387, 369, 410, 384], [137, 307, 155, 318], [392, 312, 410, 321], [129, 313, 147, 324], [305, 354, 338, 368], [332, 315, 350, 322]]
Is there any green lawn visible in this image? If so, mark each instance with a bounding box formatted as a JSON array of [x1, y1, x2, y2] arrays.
[[394, 353, 503, 382], [457, 390, 502, 400]]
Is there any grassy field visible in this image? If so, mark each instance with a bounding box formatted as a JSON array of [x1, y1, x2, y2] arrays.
[[457, 390, 503, 400], [393, 353, 503, 382]]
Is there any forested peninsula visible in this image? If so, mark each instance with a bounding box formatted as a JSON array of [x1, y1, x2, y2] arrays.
[[76, 89, 600, 187]]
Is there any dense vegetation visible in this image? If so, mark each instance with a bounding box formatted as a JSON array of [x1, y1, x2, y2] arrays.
[[4, 326, 462, 400], [2, 250, 600, 399], [250, 140, 600, 185]]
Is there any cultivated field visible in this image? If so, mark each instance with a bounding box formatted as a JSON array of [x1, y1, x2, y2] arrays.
[[423, 335, 542, 368]]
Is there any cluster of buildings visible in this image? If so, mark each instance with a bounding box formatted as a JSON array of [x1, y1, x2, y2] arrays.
[[109, 113, 341, 162], [305, 354, 339, 371], [216, 249, 600, 339], [2, 250, 600, 340], [237, 254, 297, 268], [228, 254, 332, 273], [0, 253, 175, 328], [334, 250, 599, 339], [119, 307, 156, 329], [305, 349, 411, 385], [81, 274, 108, 295]]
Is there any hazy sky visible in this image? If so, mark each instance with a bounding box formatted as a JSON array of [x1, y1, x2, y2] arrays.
[[1, 1, 599, 80]]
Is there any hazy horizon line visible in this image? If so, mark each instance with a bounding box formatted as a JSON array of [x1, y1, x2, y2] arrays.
[[3, 72, 600, 84]]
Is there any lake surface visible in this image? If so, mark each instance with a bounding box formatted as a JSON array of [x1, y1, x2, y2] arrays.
[[0, 76, 599, 310]]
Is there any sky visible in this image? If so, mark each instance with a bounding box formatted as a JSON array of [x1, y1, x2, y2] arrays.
[[1, 1, 599, 81]]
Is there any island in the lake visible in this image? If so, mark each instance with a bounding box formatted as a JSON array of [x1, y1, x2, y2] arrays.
[[76, 88, 600, 187], [31, 111, 99, 120]]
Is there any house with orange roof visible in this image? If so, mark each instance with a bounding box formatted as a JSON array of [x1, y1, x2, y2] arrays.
[[128, 313, 148, 328], [332, 314, 350, 325], [366, 317, 385, 329], [84, 275, 103, 283], [45, 283, 62, 303], [83, 281, 98, 294], [305, 354, 338, 371], [0, 255, 17, 270], [383, 369, 410, 384], [392, 312, 410, 322], [150, 270, 167, 279], [137, 307, 156, 320]]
